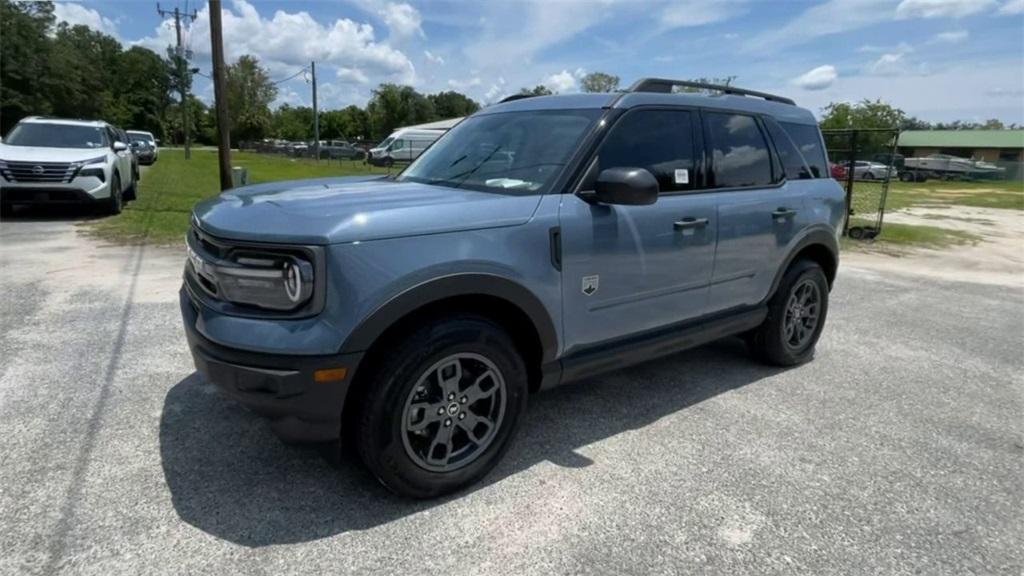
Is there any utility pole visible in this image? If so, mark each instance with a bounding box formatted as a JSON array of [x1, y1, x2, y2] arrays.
[[311, 61, 320, 161], [157, 3, 197, 159], [209, 0, 232, 190]]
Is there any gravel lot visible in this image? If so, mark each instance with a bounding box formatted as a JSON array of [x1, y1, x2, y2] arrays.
[[1, 211, 1021, 576]]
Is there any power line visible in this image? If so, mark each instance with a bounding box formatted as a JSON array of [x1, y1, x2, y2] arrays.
[[271, 67, 310, 85]]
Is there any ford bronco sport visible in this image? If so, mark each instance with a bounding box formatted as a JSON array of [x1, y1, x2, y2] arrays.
[[181, 78, 844, 498]]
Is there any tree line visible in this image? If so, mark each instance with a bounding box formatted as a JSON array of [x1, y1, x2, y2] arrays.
[[0, 0, 483, 145], [1, 2, 1014, 149]]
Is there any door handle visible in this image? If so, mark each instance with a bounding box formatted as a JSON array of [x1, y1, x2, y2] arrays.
[[772, 207, 797, 219], [673, 217, 709, 230]]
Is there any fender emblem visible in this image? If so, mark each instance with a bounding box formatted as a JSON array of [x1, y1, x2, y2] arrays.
[[582, 275, 599, 296]]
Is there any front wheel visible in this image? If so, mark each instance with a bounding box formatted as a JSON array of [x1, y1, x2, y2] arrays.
[[105, 174, 123, 215], [355, 315, 528, 498], [747, 259, 829, 366]]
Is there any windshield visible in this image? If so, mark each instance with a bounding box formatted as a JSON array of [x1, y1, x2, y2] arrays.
[[4, 123, 108, 149], [128, 133, 153, 144], [398, 109, 600, 194], [377, 137, 394, 150]]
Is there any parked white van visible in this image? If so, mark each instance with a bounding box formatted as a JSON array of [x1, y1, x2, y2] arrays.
[[368, 128, 445, 167]]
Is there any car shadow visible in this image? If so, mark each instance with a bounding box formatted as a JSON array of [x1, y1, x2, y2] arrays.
[[1, 204, 105, 222], [159, 338, 782, 547]]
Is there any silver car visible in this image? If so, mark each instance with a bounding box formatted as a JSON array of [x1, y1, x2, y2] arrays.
[[852, 160, 896, 180]]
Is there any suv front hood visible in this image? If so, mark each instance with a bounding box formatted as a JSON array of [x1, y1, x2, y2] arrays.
[[0, 144, 107, 163], [193, 176, 544, 245]]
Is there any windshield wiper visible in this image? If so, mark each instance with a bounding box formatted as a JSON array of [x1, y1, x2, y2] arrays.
[[447, 146, 503, 189]]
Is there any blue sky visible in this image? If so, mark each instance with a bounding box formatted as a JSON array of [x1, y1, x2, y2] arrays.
[[54, 0, 1024, 123]]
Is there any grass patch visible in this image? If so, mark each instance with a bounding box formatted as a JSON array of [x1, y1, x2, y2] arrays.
[[842, 222, 980, 255], [882, 180, 1024, 211], [87, 149, 388, 244]]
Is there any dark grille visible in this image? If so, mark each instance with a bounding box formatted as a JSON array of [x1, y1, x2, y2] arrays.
[[1, 161, 77, 183]]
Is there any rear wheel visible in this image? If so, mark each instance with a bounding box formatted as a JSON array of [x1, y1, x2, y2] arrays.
[[355, 315, 528, 498], [125, 171, 138, 202], [747, 259, 829, 366]]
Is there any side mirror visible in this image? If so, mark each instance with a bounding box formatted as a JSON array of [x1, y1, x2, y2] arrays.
[[113, 141, 128, 152], [585, 167, 658, 206]]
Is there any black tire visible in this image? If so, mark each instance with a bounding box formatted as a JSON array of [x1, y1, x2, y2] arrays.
[[747, 259, 829, 366], [105, 174, 123, 215], [863, 171, 875, 180], [125, 172, 138, 202], [355, 314, 528, 498]]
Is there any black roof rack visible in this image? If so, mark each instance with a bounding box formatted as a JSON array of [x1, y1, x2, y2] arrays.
[[498, 93, 540, 104], [626, 78, 795, 106]]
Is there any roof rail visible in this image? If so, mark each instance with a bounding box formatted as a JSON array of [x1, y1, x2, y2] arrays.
[[626, 78, 795, 106], [498, 93, 540, 104]]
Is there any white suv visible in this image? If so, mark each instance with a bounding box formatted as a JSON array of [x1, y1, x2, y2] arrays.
[[0, 117, 137, 215]]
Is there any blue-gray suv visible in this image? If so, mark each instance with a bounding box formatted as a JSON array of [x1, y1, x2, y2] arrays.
[[181, 79, 845, 498]]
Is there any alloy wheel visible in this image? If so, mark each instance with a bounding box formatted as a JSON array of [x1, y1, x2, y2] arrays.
[[401, 353, 506, 472], [783, 278, 821, 351]]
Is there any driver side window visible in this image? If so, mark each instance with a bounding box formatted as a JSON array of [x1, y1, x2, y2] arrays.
[[596, 109, 696, 193], [391, 139, 405, 151]]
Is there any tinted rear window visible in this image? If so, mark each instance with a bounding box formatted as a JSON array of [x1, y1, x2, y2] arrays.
[[704, 112, 773, 188], [781, 122, 827, 178], [765, 121, 813, 180]]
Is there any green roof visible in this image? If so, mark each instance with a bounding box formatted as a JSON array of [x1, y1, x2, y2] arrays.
[[898, 130, 1024, 149]]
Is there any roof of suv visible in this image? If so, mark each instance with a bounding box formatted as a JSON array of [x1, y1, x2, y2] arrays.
[[479, 90, 818, 126], [20, 116, 109, 128]]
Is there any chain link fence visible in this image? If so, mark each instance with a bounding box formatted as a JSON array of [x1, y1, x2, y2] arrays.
[[822, 129, 900, 240]]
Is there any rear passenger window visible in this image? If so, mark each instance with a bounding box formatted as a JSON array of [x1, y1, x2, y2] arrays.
[[598, 109, 696, 193], [765, 121, 813, 180], [780, 122, 827, 178], [704, 113, 773, 188]]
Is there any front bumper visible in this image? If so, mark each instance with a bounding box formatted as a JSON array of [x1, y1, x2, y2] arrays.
[[180, 287, 363, 443], [0, 182, 110, 205]]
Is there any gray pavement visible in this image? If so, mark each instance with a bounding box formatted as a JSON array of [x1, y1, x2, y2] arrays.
[[1, 211, 1021, 575]]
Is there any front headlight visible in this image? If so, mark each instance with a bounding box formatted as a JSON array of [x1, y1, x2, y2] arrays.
[[72, 156, 108, 180], [215, 251, 315, 310], [186, 240, 317, 312]]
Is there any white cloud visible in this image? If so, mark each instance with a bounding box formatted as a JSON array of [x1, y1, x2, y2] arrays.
[[896, 0, 997, 19], [858, 42, 915, 53], [424, 50, 445, 65], [999, 0, 1024, 13], [545, 68, 586, 93], [866, 53, 909, 76], [546, 70, 577, 93], [743, 0, 893, 53], [136, 0, 416, 86], [930, 30, 969, 43], [659, 1, 747, 31], [793, 65, 838, 90], [336, 67, 369, 84], [792, 60, 1023, 123], [377, 2, 424, 39], [53, 2, 118, 37], [483, 77, 508, 103], [447, 77, 482, 89]]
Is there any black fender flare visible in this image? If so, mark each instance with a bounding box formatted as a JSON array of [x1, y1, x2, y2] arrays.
[[765, 227, 839, 301], [339, 273, 559, 364]]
